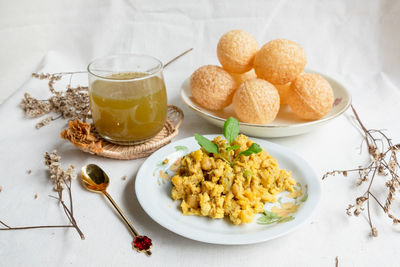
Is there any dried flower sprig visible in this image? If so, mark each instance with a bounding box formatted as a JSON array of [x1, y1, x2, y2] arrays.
[[323, 105, 400, 237], [0, 151, 85, 240], [21, 72, 90, 129], [60, 119, 103, 154]]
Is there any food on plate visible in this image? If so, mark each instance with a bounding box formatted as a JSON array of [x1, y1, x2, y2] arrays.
[[275, 83, 291, 105], [188, 31, 334, 124], [230, 69, 257, 86], [217, 30, 259, 74], [190, 65, 237, 110], [287, 73, 334, 120], [232, 78, 280, 124], [254, 39, 306, 85], [171, 118, 296, 224]]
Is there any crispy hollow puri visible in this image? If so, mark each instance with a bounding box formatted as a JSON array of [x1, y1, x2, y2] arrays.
[[233, 78, 280, 124], [254, 39, 306, 85], [275, 82, 291, 105], [287, 73, 334, 120], [217, 30, 259, 74], [230, 69, 257, 87], [190, 65, 237, 111]]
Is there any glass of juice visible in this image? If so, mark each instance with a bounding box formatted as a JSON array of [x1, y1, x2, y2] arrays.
[[87, 54, 167, 145]]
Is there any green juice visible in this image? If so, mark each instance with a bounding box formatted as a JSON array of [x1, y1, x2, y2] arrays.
[[89, 72, 167, 143]]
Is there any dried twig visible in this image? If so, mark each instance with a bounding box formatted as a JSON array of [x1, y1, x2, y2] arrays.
[[323, 105, 400, 237], [0, 151, 85, 240], [0, 221, 73, 231]]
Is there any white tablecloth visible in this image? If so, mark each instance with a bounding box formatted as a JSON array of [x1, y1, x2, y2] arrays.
[[1, 1, 399, 266]]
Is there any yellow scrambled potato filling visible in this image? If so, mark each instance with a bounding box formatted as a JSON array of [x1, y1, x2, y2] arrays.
[[171, 134, 296, 224]]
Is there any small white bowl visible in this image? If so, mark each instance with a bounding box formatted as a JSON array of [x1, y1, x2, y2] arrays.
[[180, 71, 351, 138]]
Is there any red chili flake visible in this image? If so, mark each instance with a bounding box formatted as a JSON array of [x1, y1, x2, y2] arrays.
[[133, 236, 152, 251]]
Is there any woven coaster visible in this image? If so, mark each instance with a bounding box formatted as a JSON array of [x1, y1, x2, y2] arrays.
[[78, 105, 183, 160]]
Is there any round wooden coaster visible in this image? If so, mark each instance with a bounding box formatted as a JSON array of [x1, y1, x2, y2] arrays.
[[81, 105, 183, 160]]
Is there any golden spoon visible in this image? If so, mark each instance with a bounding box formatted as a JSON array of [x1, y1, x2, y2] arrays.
[[81, 164, 152, 256]]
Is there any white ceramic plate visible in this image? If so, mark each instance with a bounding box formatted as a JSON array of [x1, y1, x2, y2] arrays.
[[135, 135, 321, 245], [180, 71, 351, 138]]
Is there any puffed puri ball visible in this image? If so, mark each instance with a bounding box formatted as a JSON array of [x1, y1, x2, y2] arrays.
[[190, 65, 237, 111], [233, 78, 280, 124], [287, 73, 334, 120], [275, 83, 291, 105], [217, 30, 259, 74], [230, 69, 257, 86], [254, 39, 306, 85]]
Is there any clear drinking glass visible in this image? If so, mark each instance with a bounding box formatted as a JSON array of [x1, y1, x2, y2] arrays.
[[87, 54, 167, 145]]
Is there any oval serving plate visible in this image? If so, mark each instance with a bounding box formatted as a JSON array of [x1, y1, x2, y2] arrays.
[[180, 70, 351, 138], [135, 135, 321, 245]]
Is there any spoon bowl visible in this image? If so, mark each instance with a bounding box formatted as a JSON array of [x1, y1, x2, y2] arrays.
[[81, 164, 110, 192]]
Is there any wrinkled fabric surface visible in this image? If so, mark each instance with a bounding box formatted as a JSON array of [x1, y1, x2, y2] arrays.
[[0, 0, 399, 266]]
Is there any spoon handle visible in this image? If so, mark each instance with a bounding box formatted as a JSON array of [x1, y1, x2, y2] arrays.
[[103, 191, 139, 236], [103, 191, 152, 256]]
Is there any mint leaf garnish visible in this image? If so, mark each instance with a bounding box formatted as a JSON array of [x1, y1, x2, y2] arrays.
[[194, 134, 219, 154], [223, 117, 239, 144], [226, 145, 240, 152], [238, 143, 262, 157]]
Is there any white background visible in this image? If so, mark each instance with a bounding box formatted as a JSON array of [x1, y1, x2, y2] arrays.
[[0, 0, 399, 266]]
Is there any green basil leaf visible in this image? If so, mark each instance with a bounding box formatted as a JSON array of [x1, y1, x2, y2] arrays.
[[223, 117, 239, 144], [194, 134, 219, 154], [238, 143, 262, 157], [226, 145, 241, 152]]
